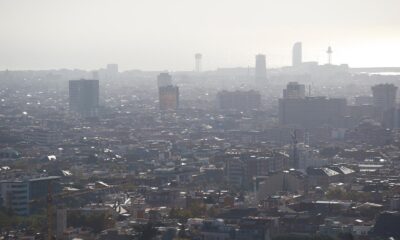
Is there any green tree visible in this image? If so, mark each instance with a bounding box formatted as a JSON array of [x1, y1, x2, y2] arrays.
[[134, 222, 159, 240]]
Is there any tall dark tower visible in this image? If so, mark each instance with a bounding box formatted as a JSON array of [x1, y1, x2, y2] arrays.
[[372, 83, 398, 127], [156, 72, 179, 111], [106, 64, 118, 80], [69, 79, 99, 117], [195, 53, 202, 72], [159, 86, 179, 111], [292, 42, 302, 67], [255, 54, 267, 84], [372, 84, 398, 111]]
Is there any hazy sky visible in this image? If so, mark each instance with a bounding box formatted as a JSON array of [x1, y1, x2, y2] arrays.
[[0, 0, 399, 71]]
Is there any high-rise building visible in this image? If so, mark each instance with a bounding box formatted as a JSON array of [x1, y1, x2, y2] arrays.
[[106, 64, 119, 80], [157, 72, 173, 88], [157, 72, 179, 111], [292, 42, 302, 67], [372, 84, 398, 127], [283, 82, 306, 99], [372, 83, 398, 111], [159, 85, 179, 111], [0, 176, 60, 216], [106, 64, 118, 74], [69, 79, 99, 117], [0, 180, 29, 215], [195, 53, 202, 72], [217, 90, 261, 111], [255, 54, 266, 84]]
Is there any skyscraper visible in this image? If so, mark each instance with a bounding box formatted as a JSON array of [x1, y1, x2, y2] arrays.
[[292, 42, 302, 67], [106, 64, 118, 80], [372, 84, 398, 111], [157, 72, 179, 111], [255, 54, 266, 84], [69, 79, 99, 117], [92, 71, 99, 80]]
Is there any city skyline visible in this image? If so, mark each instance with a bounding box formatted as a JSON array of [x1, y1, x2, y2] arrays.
[[2, 1, 400, 238], [1, 0, 400, 71]]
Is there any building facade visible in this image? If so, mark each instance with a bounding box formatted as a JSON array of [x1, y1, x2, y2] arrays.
[[69, 79, 99, 117], [279, 96, 347, 128], [159, 85, 179, 111], [292, 42, 302, 67], [283, 82, 306, 99], [255, 54, 267, 84], [217, 90, 261, 111]]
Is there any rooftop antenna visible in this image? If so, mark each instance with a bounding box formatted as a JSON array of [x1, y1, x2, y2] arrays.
[[327, 46, 333, 65]]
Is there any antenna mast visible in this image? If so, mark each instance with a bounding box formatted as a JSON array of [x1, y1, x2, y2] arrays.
[[327, 46, 333, 65]]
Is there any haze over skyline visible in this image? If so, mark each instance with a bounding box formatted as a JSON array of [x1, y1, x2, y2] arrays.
[[1, 0, 399, 71]]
